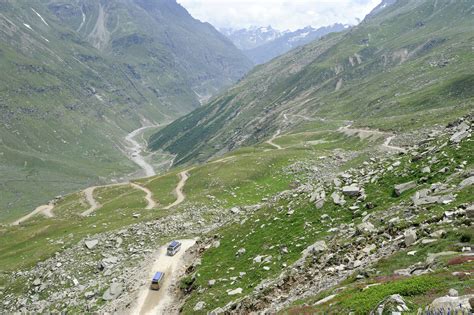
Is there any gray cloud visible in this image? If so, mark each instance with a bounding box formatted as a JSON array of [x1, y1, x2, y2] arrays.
[[178, 0, 382, 31]]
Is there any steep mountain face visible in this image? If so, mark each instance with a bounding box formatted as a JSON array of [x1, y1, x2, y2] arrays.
[[0, 0, 252, 221], [149, 0, 474, 165], [244, 24, 349, 64]]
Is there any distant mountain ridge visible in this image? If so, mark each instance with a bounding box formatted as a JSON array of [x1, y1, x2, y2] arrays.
[[222, 24, 350, 64]]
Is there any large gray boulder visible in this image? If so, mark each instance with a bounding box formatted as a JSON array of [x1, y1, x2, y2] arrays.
[[394, 181, 416, 196], [342, 186, 361, 197], [450, 122, 470, 143], [427, 294, 474, 313], [84, 239, 99, 250], [459, 176, 474, 189]]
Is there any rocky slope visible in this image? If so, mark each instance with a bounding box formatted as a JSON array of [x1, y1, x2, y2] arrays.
[[0, 0, 252, 221], [149, 0, 474, 166]]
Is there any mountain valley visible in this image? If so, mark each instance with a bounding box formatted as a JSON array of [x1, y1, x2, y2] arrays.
[[0, 0, 473, 314]]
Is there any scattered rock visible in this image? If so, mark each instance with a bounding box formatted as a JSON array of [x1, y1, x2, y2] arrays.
[[394, 181, 416, 196], [421, 166, 431, 174], [236, 248, 246, 256], [85, 239, 99, 250], [427, 294, 474, 313], [459, 176, 474, 189], [342, 186, 360, 197], [331, 191, 346, 206], [404, 229, 417, 247], [375, 294, 409, 314], [357, 221, 376, 233], [194, 301, 206, 311], [228, 288, 243, 296]]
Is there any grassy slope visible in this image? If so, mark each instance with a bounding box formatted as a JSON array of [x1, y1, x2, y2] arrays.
[[149, 0, 474, 165]]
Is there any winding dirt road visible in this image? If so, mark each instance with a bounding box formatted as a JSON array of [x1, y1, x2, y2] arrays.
[[338, 124, 406, 152], [266, 129, 283, 150], [11, 204, 54, 226], [164, 170, 193, 210], [131, 183, 157, 210], [131, 239, 196, 315], [80, 186, 101, 217]]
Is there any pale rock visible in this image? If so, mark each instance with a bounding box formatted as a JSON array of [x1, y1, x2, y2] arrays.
[[404, 229, 417, 247], [194, 301, 206, 311], [85, 239, 99, 250], [342, 186, 361, 197], [394, 181, 416, 196], [227, 288, 243, 295]]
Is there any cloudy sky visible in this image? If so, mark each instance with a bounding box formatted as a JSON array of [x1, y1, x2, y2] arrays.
[[178, 0, 382, 31]]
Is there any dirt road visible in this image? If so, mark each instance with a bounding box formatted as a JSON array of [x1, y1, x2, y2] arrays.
[[131, 239, 196, 315], [163, 170, 193, 210], [266, 129, 283, 150], [11, 204, 54, 226], [338, 124, 406, 152], [131, 183, 157, 209], [80, 186, 101, 216]]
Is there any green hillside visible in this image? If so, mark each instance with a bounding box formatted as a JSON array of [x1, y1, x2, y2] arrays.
[[0, 0, 252, 221], [149, 0, 474, 165]]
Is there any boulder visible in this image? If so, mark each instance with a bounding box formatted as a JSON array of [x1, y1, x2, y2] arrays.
[[236, 248, 246, 256], [421, 166, 431, 174], [194, 301, 206, 311], [227, 288, 243, 296], [331, 192, 346, 206], [230, 207, 240, 214], [102, 283, 123, 301], [459, 176, 474, 189], [466, 204, 474, 219], [84, 239, 99, 250], [375, 294, 409, 314], [427, 294, 474, 313], [342, 186, 361, 197], [357, 221, 376, 233], [404, 229, 417, 247], [450, 122, 470, 143], [394, 181, 416, 196]]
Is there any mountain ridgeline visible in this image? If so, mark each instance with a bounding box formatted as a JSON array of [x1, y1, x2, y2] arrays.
[[149, 0, 474, 166], [223, 24, 349, 65], [0, 0, 252, 221]]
